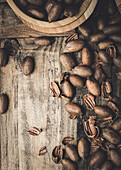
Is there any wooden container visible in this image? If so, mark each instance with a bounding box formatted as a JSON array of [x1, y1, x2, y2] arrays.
[[6, 0, 98, 34], [115, 0, 121, 14]]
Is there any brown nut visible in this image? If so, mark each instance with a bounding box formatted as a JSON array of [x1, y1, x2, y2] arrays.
[[34, 37, 53, 46], [39, 146, 47, 156], [27, 127, 43, 136], [108, 13, 121, 25], [78, 138, 90, 160], [69, 74, 84, 87], [98, 40, 113, 50], [108, 101, 120, 116], [90, 33, 106, 43], [52, 146, 63, 164], [27, 5, 46, 19], [22, 56, 35, 76], [73, 66, 93, 78], [65, 102, 82, 116], [62, 137, 74, 145], [65, 33, 79, 44], [78, 24, 91, 37], [103, 1, 117, 16], [103, 25, 121, 35], [94, 106, 112, 117], [48, 2, 62, 22], [45, 0, 55, 13], [63, 39, 85, 53], [0, 48, 9, 67], [86, 78, 100, 96], [81, 47, 92, 66], [109, 35, 121, 43], [89, 150, 106, 169], [64, 0, 73, 4], [100, 160, 114, 170], [97, 16, 107, 31], [98, 50, 111, 64], [60, 53, 76, 71], [94, 65, 105, 84], [19, 0, 28, 6], [50, 81, 61, 98], [0, 94, 9, 114], [83, 94, 95, 110], [108, 149, 121, 166], [113, 57, 121, 70], [64, 4, 78, 17], [27, 0, 44, 5], [66, 145, 79, 162], [102, 128, 120, 145], [112, 119, 121, 131], [61, 159, 78, 170], [101, 81, 112, 100], [63, 80, 74, 98], [106, 45, 117, 59]]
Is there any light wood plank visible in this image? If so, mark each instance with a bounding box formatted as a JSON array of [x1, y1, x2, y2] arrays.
[[0, 37, 78, 170]]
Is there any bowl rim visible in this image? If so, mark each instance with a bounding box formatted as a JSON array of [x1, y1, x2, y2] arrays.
[[7, 0, 96, 28]]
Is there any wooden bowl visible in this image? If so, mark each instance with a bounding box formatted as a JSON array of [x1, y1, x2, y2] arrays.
[[115, 0, 121, 14], [6, 0, 98, 34]]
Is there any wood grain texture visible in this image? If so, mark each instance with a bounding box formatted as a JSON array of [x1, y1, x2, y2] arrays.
[[7, 0, 98, 34], [0, 37, 78, 170], [0, 4, 75, 38]]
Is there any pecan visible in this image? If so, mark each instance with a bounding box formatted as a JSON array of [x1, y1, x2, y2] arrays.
[[65, 33, 79, 44], [116, 72, 121, 80], [89, 137, 107, 151], [90, 142, 100, 154], [83, 94, 95, 110], [50, 81, 61, 97], [108, 101, 121, 116], [52, 146, 63, 164], [69, 114, 77, 119], [106, 45, 117, 58], [83, 117, 100, 138], [94, 65, 105, 84], [60, 72, 69, 84], [96, 116, 113, 128], [101, 81, 112, 100], [39, 146, 47, 156], [94, 51, 105, 67], [62, 137, 74, 145], [27, 127, 43, 136], [61, 94, 71, 101]]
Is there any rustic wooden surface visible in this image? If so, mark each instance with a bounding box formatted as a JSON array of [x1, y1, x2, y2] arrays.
[[0, 3, 74, 38], [0, 0, 121, 170], [6, 0, 98, 34]]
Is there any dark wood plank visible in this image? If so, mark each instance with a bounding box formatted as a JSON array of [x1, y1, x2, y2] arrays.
[[0, 4, 75, 39]]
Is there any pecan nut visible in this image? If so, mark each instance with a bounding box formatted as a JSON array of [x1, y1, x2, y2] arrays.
[[65, 33, 79, 44], [83, 94, 95, 110], [39, 146, 47, 156], [50, 81, 61, 97], [101, 81, 112, 100], [106, 45, 117, 58]]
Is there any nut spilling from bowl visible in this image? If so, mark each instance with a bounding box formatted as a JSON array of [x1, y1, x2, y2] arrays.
[[15, 0, 82, 22]]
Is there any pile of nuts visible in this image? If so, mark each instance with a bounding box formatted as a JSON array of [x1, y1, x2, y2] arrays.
[[0, 0, 121, 169], [15, 0, 82, 22]]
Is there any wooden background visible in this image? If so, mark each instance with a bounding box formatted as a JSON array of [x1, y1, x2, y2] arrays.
[[0, 0, 121, 170]]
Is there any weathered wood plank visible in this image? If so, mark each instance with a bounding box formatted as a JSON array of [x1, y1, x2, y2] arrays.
[[0, 37, 78, 170], [0, 4, 74, 38]]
